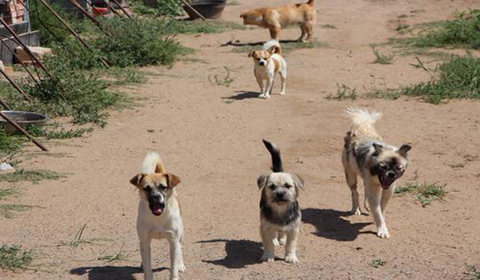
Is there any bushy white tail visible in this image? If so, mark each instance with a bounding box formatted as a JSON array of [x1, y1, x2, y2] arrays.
[[345, 108, 382, 135], [141, 152, 161, 174], [263, 40, 282, 55]]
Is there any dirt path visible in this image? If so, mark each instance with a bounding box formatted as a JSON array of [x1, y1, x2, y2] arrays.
[[2, 0, 480, 279]]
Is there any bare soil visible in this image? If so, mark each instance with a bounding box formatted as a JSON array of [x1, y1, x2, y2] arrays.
[[1, 0, 480, 279]]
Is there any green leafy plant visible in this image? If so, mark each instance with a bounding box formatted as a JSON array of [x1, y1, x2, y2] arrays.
[[325, 84, 358, 100], [0, 245, 32, 271], [0, 169, 64, 183], [129, 0, 184, 17], [395, 182, 446, 207], [0, 204, 32, 219], [464, 264, 480, 280], [369, 258, 386, 268], [372, 48, 395, 64], [209, 67, 234, 87]]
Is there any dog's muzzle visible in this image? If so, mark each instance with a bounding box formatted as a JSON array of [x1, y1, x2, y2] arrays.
[[273, 192, 289, 204], [259, 60, 266, 66], [149, 193, 166, 216], [379, 172, 397, 190]]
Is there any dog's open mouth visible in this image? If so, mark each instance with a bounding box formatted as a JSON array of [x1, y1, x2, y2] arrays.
[[379, 175, 395, 190], [149, 202, 165, 216]]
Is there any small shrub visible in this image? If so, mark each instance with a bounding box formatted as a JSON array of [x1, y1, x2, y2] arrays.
[[0, 169, 64, 183], [0, 128, 21, 161], [165, 20, 245, 34], [129, 0, 184, 17], [0, 245, 32, 271], [372, 48, 395, 64], [325, 84, 357, 100], [369, 258, 386, 268], [0, 204, 32, 218], [209, 68, 234, 87], [464, 264, 480, 280], [395, 182, 446, 207], [26, 125, 93, 140]]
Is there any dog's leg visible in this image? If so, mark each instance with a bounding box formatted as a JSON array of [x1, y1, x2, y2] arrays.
[[264, 77, 274, 99], [381, 185, 394, 217], [297, 24, 307, 42], [305, 22, 314, 41], [269, 26, 281, 41], [279, 68, 286, 95], [345, 169, 360, 215], [284, 228, 299, 263], [256, 75, 267, 99], [273, 231, 286, 246], [260, 225, 276, 262], [139, 238, 153, 280], [366, 182, 390, 238], [364, 196, 370, 212], [168, 234, 185, 280]]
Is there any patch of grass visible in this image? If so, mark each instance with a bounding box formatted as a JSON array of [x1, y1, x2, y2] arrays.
[[372, 48, 395, 64], [0, 169, 64, 184], [107, 68, 148, 86], [209, 67, 234, 87], [26, 125, 93, 140], [400, 55, 480, 104], [166, 20, 245, 34], [98, 244, 128, 263], [366, 88, 400, 100], [448, 162, 465, 168], [321, 24, 337, 29], [0, 188, 17, 200], [325, 84, 358, 100], [0, 204, 32, 219], [0, 245, 32, 271], [395, 23, 410, 33], [464, 264, 480, 280], [62, 223, 91, 248], [232, 40, 327, 54], [0, 128, 22, 161], [398, 14, 408, 18], [395, 182, 446, 207], [369, 258, 386, 268], [411, 10, 480, 49], [129, 0, 184, 16]]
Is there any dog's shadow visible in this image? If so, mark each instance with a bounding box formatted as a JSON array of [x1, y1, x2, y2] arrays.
[[302, 208, 374, 241], [69, 265, 167, 280], [198, 239, 263, 268], [222, 91, 260, 100], [222, 39, 301, 47]]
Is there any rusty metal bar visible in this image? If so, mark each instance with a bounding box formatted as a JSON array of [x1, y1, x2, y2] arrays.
[[0, 97, 12, 110], [0, 67, 33, 102], [0, 39, 40, 85], [66, 0, 110, 35], [109, 0, 132, 19], [0, 111, 48, 151], [37, 0, 110, 68]]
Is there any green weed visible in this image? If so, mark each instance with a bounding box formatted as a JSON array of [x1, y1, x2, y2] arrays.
[[26, 125, 93, 140], [0, 245, 32, 271], [0, 188, 17, 200], [395, 182, 446, 207], [98, 244, 128, 263], [0, 204, 32, 219], [372, 48, 395, 64], [369, 258, 386, 268], [165, 20, 245, 34], [325, 84, 358, 100], [321, 24, 337, 29], [0, 169, 64, 184], [366, 88, 400, 100], [396, 23, 410, 33], [129, 0, 184, 16], [209, 67, 234, 87], [464, 264, 480, 280]]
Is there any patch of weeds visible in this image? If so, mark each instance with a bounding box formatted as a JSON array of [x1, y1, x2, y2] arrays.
[[400, 55, 480, 104], [26, 125, 93, 140], [325, 84, 358, 101], [395, 182, 446, 207], [0, 188, 17, 200], [464, 264, 480, 280], [372, 48, 395, 64], [411, 9, 480, 49], [366, 88, 400, 100], [0, 169, 64, 184], [0, 127, 22, 160], [0, 245, 32, 271], [447, 162, 465, 169], [129, 0, 184, 17], [165, 19, 245, 34], [98, 244, 128, 263], [321, 24, 337, 29], [232, 40, 327, 54], [59, 223, 102, 248], [209, 67, 234, 87], [398, 14, 408, 18], [0, 204, 32, 219], [107, 68, 148, 86], [369, 258, 386, 268], [395, 23, 410, 33]]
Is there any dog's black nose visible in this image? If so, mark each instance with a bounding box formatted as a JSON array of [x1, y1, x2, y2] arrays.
[[259, 61, 265, 66], [386, 172, 395, 178], [152, 193, 162, 199]]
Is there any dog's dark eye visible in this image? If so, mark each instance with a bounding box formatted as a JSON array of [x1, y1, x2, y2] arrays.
[[157, 184, 168, 190], [268, 184, 275, 190], [143, 186, 152, 192], [284, 184, 292, 189]]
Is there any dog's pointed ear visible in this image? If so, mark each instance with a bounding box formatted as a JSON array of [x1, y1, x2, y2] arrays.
[[372, 143, 383, 156], [292, 174, 305, 189], [267, 46, 278, 54], [130, 174, 146, 187], [155, 162, 166, 173], [248, 51, 255, 58], [257, 174, 268, 189], [166, 173, 181, 188], [398, 144, 412, 157]]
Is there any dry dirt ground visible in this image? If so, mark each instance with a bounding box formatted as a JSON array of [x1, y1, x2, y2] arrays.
[[2, 0, 480, 279]]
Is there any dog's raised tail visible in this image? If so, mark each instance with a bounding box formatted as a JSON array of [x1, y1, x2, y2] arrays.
[[141, 152, 164, 174], [345, 107, 382, 134], [263, 40, 282, 55], [262, 139, 283, 173]]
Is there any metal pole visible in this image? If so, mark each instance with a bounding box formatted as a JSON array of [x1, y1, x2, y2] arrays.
[[0, 17, 52, 78], [66, 0, 110, 35], [0, 111, 49, 151], [37, 0, 110, 68], [0, 67, 33, 102], [0, 97, 12, 110], [109, 0, 132, 19]]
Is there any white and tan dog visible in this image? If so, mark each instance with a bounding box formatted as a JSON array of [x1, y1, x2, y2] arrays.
[[248, 40, 287, 99], [342, 108, 412, 238], [257, 140, 304, 263], [130, 152, 186, 280]]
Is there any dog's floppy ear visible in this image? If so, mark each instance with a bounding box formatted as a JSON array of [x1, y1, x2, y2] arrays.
[[398, 144, 412, 157], [257, 174, 269, 189], [292, 174, 305, 189], [372, 143, 383, 156], [166, 173, 181, 188], [130, 174, 146, 187], [248, 51, 255, 58]]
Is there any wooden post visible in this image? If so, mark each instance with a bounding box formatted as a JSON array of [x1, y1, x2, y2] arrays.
[[0, 111, 49, 151]]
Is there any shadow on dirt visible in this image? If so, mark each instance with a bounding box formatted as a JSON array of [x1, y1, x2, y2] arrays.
[[223, 91, 259, 100], [222, 39, 301, 47], [70, 265, 167, 280], [302, 208, 374, 241], [198, 239, 262, 268]]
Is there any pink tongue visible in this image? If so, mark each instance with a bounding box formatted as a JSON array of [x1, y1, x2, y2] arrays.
[[152, 204, 163, 216], [381, 177, 394, 189]]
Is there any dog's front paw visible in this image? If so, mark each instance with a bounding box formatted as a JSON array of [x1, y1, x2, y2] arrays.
[[272, 238, 280, 246], [285, 254, 299, 264], [258, 94, 269, 99], [351, 207, 362, 216], [260, 251, 275, 263], [279, 91, 286, 95], [377, 227, 390, 238], [178, 264, 186, 273]]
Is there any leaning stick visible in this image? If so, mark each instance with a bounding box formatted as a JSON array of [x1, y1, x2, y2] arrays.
[[109, 0, 132, 19], [0, 67, 33, 101], [179, 0, 207, 21], [0, 111, 49, 151]]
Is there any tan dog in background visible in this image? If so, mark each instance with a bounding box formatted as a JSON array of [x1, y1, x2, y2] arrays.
[[130, 152, 186, 280], [342, 108, 411, 239], [240, 0, 317, 41]]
